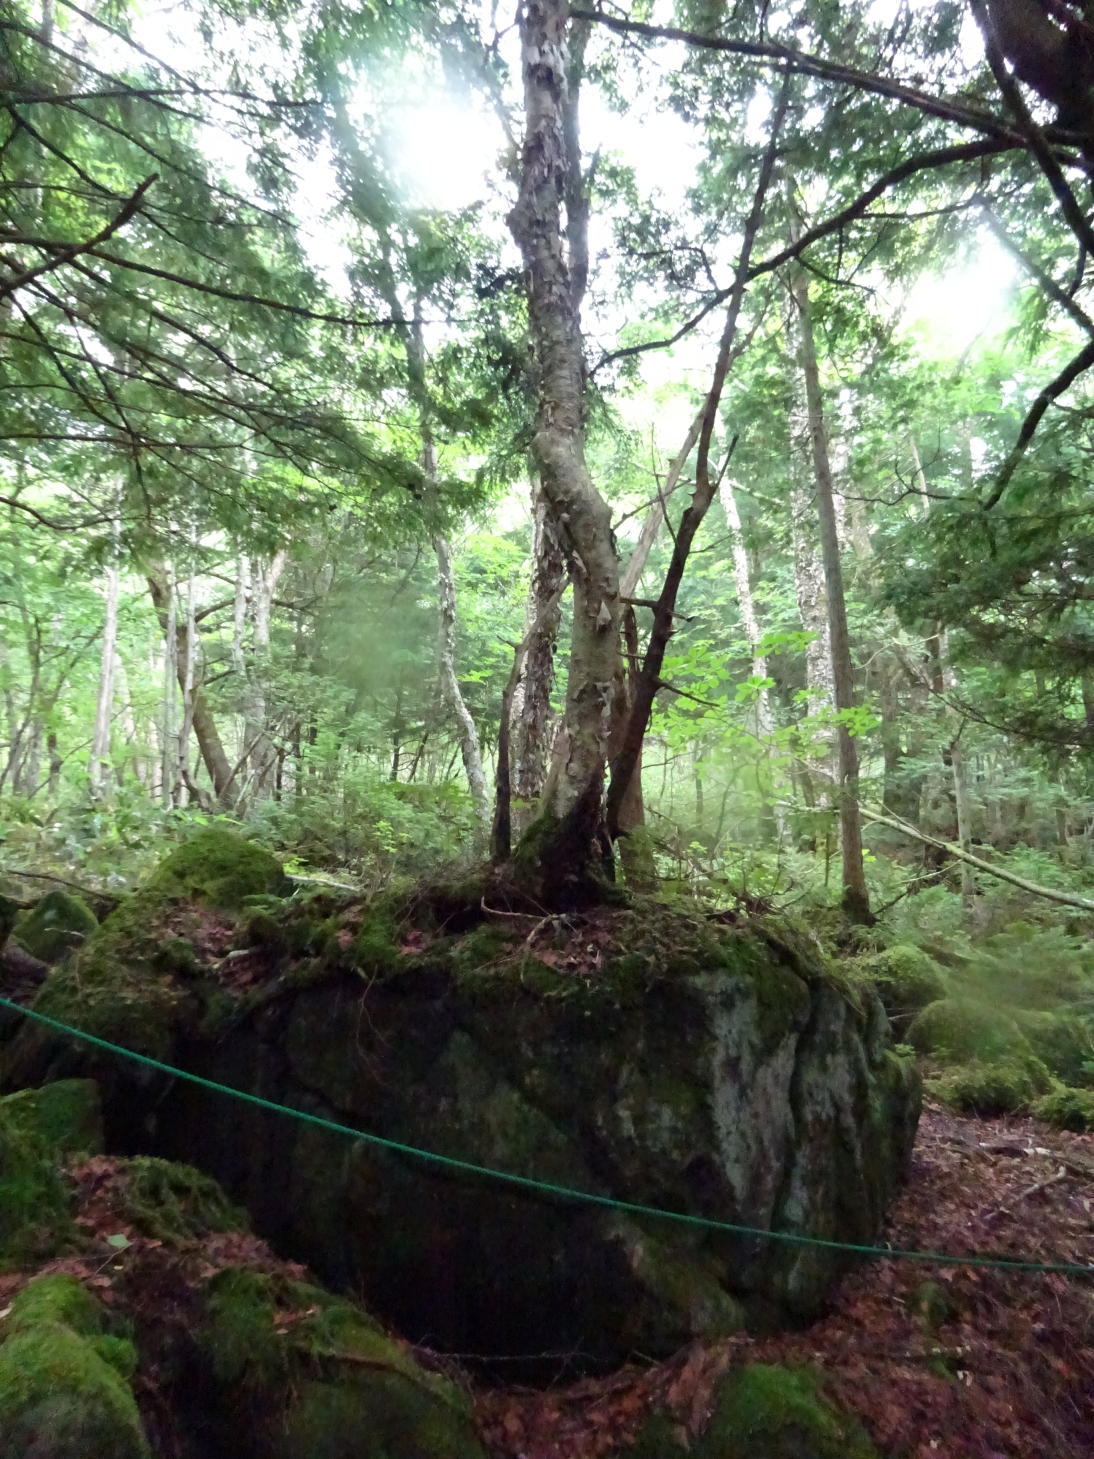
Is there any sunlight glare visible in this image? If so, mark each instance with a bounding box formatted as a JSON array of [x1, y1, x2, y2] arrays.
[[902, 235, 1018, 353], [386, 100, 499, 212]]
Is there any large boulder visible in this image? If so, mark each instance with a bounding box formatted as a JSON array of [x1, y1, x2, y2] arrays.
[[2, 855, 919, 1369], [150, 897, 919, 1366]]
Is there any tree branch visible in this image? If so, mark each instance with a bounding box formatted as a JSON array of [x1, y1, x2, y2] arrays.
[[570, 8, 1023, 141], [597, 138, 1013, 372], [982, 338, 1094, 508], [0, 174, 155, 303]]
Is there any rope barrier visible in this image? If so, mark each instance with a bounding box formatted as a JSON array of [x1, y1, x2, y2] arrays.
[[1, 993, 1091, 1278]]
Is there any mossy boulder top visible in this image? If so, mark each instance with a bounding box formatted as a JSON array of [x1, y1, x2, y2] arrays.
[[141, 827, 292, 910], [2, 828, 292, 1070], [12, 889, 98, 964]]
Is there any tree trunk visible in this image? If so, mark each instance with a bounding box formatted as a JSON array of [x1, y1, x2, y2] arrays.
[[244, 549, 287, 806], [508, 0, 624, 900], [147, 569, 237, 808], [787, 192, 869, 921], [88, 554, 120, 798], [511, 473, 566, 807]]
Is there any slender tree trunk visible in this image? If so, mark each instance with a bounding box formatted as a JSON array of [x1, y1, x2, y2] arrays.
[[89, 553, 120, 797], [147, 570, 236, 807], [245, 549, 287, 805], [787, 192, 869, 921], [607, 75, 789, 858], [719, 476, 785, 842], [161, 576, 179, 806], [508, 0, 624, 899]]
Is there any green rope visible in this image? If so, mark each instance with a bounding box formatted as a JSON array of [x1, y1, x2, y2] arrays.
[[1, 994, 1091, 1278]]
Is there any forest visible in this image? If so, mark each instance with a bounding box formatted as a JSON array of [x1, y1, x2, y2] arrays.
[[2, 0, 1094, 1456]]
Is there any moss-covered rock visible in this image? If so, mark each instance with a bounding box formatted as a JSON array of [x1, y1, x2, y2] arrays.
[[110, 1157, 247, 1242], [1032, 1086, 1094, 1132], [151, 898, 919, 1365], [691, 1363, 879, 1459], [908, 997, 1030, 1064], [0, 1274, 149, 1459], [928, 1057, 1052, 1116], [856, 944, 949, 1020], [0, 1081, 100, 1268], [145, 827, 291, 910], [2, 830, 291, 1076], [13, 889, 98, 964], [0, 1077, 102, 1154], [194, 1267, 484, 1459]]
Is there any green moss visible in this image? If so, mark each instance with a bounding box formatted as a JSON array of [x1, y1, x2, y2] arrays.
[[1032, 1086, 1094, 1132], [929, 1057, 1051, 1116], [32, 950, 183, 1061], [13, 890, 98, 963], [145, 827, 290, 910], [0, 1079, 102, 1155], [856, 944, 949, 1018], [908, 998, 1030, 1064], [694, 1363, 879, 1459], [350, 904, 403, 975], [5, 1275, 103, 1337], [0, 1090, 78, 1268], [1014, 1010, 1094, 1085], [0, 1276, 148, 1459], [197, 1267, 484, 1458], [114, 1157, 245, 1242], [276, 1374, 482, 1459]]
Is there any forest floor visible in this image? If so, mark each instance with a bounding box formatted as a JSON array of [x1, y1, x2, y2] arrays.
[[473, 1105, 1094, 1459]]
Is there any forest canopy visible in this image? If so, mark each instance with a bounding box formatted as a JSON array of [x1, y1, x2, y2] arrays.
[[2, 0, 1094, 922]]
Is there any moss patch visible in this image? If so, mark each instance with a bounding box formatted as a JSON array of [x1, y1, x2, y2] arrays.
[[929, 1057, 1052, 1116], [0, 1078, 102, 1155], [18, 831, 289, 1062], [13, 890, 98, 964], [112, 1157, 246, 1242], [145, 827, 290, 911], [0, 1085, 86, 1268], [694, 1362, 880, 1459], [856, 944, 949, 1019], [908, 998, 1030, 1064], [0, 1274, 148, 1459], [196, 1267, 484, 1459], [1032, 1086, 1094, 1132]]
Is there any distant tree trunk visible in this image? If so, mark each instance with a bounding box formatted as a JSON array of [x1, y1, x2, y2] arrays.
[[611, 406, 705, 883], [147, 569, 236, 808], [719, 476, 785, 843], [927, 628, 976, 903], [88, 552, 120, 797], [244, 549, 287, 805], [161, 574, 179, 806], [787, 192, 869, 921]]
